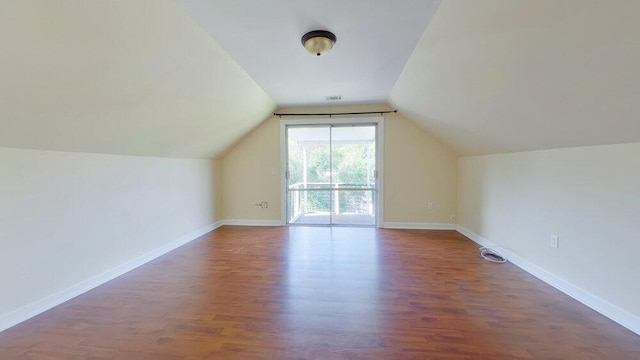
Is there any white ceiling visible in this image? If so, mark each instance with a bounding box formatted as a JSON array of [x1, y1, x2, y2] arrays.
[[391, 0, 640, 155], [176, 0, 441, 107], [0, 0, 275, 159]]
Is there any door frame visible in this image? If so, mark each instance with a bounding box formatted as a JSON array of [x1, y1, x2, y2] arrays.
[[279, 116, 384, 227]]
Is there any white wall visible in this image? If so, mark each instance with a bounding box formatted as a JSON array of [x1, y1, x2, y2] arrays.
[[457, 143, 640, 323], [0, 147, 221, 326]]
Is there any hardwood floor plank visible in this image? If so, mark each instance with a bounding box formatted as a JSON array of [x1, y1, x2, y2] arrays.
[[1, 226, 639, 359]]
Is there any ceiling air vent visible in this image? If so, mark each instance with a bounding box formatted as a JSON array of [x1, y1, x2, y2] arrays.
[[325, 95, 342, 101]]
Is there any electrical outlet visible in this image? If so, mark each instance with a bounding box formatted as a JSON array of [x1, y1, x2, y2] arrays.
[[428, 202, 434, 210], [550, 235, 559, 248], [450, 215, 456, 222]]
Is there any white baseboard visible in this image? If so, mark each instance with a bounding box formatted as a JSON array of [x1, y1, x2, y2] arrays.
[[222, 219, 284, 226], [0, 222, 222, 333], [456, 225, 494, 247], [456, 225, 640, 336], [382, 222, 455, 230]]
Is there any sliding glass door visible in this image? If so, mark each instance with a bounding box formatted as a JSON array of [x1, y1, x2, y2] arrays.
[[286, 124, 377, 226]]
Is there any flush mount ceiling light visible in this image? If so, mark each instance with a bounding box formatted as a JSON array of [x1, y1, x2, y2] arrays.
[[301, 30, 337, 56]]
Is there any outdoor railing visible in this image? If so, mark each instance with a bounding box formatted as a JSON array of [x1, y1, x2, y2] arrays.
[[287, 182, 375, 222]]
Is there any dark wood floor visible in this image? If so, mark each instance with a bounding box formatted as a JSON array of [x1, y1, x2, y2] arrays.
[[1, 226, 639, 359]]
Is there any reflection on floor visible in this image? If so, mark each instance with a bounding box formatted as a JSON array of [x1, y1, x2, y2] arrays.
[[290, 212, 375, 225]]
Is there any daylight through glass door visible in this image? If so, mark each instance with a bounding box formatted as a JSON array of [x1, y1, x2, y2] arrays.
[[286, 124, 377, 226]]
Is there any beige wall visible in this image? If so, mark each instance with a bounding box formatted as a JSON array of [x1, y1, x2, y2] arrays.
[[0, 147, 221, 321], [221, 104, 458, 225], [211, 159, 224, 222], [457, 142, 640, 317], [384, 112, 457, 224], [222, 116, 283, 221]]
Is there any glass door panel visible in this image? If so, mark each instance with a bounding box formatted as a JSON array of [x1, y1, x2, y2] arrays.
[[286, 124, 377, 226], [287, 127, 331, 224], [330, 126, 376, 226]]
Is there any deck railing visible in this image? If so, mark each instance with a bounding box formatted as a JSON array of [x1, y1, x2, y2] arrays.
[[287, 182, 375, 222]]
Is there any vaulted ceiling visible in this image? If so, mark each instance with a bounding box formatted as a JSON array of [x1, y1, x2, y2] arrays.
[[1, 0, 638, 158], [390, 0, 640, 155], [177, 0, 441, 107], [0, 0, 275, 159]]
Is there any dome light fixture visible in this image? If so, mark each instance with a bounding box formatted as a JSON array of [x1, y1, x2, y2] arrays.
[[301, 30, 337, 56]]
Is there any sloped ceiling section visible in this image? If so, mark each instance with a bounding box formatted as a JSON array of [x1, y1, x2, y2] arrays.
[[176, 0, 441, 107], [0, 0, 275, 159], [391, 0, 640, 156]]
